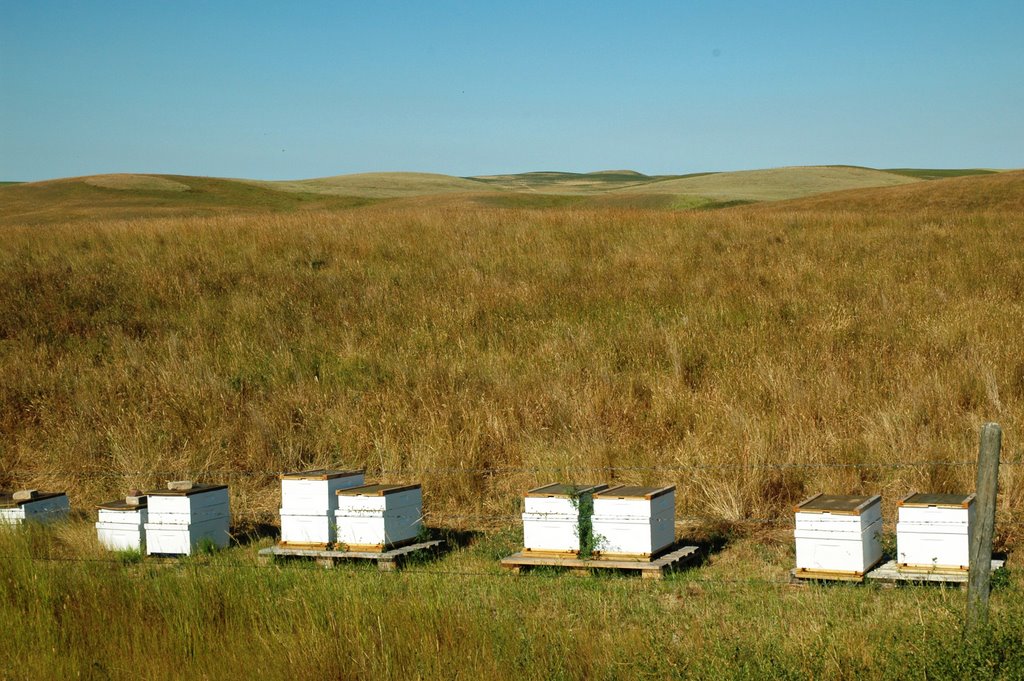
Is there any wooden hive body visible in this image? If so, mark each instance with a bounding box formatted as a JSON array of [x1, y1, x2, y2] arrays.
[[896, 492, 975, 570], [334, 484, 423, 551], [793, 494, 883, 575], [591, 485, 676, 558], [144, 484, 230, 555], [279, 469, 365, 547], [521, 483, 608, 555], [95, 497, 149, 551]]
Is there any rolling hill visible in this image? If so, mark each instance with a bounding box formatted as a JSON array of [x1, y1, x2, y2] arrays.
[[246, 172, 496, 198], [610, 166, 921, 202], [467, 170, 699, 194], [2, 166, 1012, 225], [754, 169, 1024, 212], [0, 174, 375, 224]]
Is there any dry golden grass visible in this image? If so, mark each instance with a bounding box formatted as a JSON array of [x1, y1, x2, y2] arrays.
[[1, 197, 1022, 534]]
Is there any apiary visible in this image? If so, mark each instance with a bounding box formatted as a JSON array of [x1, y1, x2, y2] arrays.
[[794, 493, 883, 575], [591, 485, 676, 558], [144, 481, 230, 555], [0, 490, 70, 525], [521, 483, 608, 555], [96, 493, 148, 551], [335, 484, 423, 551], [279, 469, 365, 547], [896, 492, 975, 570]]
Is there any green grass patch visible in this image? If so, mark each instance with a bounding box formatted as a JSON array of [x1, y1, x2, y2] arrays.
[[1, 523, 1022, 678], [883, 168, 999, 180]]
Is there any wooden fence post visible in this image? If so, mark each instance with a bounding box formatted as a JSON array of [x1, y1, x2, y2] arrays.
[[965, 422, 1001, 634]]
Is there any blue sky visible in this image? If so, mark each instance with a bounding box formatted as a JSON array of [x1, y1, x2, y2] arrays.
[[1, 1, 1022, 181]]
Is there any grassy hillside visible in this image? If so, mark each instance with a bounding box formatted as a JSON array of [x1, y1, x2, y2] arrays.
[[758, 170, 1024, 213], [469, 170, 709, 194], [612, 165, 921, 201], [0, 174, 374, 224], [884, 168, 1002, 180], [250, 172, 496, 198], [4, 166, 999, 224]]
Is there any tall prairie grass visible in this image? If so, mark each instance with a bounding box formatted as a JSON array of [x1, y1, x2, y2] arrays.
[[0, 205, 1021, 530]]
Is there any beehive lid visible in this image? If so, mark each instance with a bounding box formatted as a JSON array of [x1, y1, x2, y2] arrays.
[[0, 491, 66, 508], [525, 483, 609, 498], [596, 485, 675, 500], [280, 468, 365, 481], [96, 497, 148, 510], [148, 483, 228, 497], [898, 492, 975, 508], [336, 483, 420, 497], [795, 493, 880, 515]]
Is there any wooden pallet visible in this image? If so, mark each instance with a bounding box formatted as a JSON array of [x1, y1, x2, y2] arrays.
[[864, 559, 1005, 588], [501, 544, 699, 580], [789, 555, 884, 585], [789, 567, 870, 584], [258, 539, 445, 572]]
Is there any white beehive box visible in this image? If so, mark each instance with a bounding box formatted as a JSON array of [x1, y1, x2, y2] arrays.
[[521, 483, 608, 555], [592, 485, 676, 558], [279, 469, 365, 547], [145, 482, 230, 555], [897, 492, 975, 570], [335, 483, 423, 550], [0, 490, 70, 525], [794, 493, 883, 575], [96, 495, 148, 551]]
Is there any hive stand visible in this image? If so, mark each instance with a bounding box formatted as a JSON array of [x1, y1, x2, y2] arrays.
[[258, 539, 445, 572], [500, 543, 700, 580], [790, 558, 1006, 587], [788, 564, 880, 585], [865, 558, 1005, 589]]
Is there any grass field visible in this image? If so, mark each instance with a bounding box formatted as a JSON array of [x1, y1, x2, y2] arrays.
[[1, 169, 1022, 677]]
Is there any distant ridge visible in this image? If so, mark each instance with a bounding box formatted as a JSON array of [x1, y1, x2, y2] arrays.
[[1, 166, 1008, 225]]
